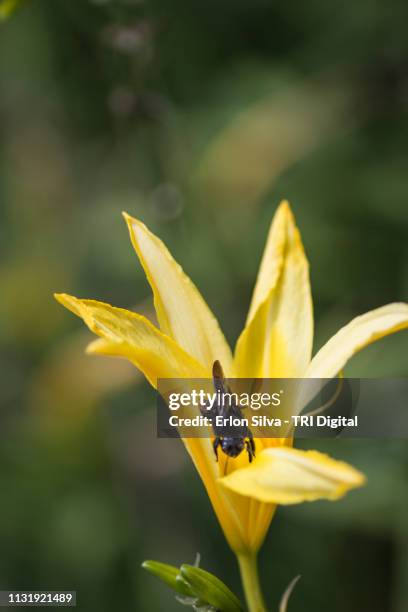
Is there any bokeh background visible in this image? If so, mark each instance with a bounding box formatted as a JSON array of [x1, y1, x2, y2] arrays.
[[1, 1, 408, 610]]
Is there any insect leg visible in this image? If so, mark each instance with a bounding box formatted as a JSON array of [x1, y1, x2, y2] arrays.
[[213, 437, 221, 462], [245, 440, 252, 462], [248, 428, 256, 457], [245, 434, 256, 463], [223, 456, 230, 476]]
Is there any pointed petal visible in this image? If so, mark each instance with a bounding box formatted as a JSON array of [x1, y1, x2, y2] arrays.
[[307, 303, 408, 379], [246, 200, 290, 324], [123, 213, 233, 373], [54, 293, 207, 387], [219, 446, 365, 504], [234, 202, 313, 377]]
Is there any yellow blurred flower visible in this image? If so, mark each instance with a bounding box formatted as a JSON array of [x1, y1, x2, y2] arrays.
[[55, 202, 408, 611], [0, 0, 20, 21]]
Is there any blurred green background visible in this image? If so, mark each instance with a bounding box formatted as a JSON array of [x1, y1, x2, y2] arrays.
[[1, 0, 408, 610]]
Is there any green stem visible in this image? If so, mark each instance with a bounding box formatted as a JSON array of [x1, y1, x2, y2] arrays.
[[237, 553, 267, 612]]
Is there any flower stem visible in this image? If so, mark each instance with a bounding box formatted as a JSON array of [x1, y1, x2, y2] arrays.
[[237, 553, 267, 612]]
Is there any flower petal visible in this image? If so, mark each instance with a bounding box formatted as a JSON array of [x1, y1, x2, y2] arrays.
[[234, 201, 313, 377], [307, 303, 408, 379], [54, 293, 262, 554], [246, 200, 290, 325], [219, 446, 365, 504], [123, 213, 233, 374], [54, 293, 207, 387]]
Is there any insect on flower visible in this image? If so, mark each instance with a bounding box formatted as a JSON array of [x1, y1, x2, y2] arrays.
[[202, 360, 256, 464], [54, 200, 408, 561], [55, 200, 408, 612]]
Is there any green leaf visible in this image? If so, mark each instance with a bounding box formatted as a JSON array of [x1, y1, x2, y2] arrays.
[[180, 564, 244, 612]]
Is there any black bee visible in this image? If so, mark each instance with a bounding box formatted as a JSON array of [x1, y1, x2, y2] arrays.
[[201, 360, 255, 463]]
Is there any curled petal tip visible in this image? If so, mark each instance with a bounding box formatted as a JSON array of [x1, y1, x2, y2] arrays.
[[85, 338, 106, 355]]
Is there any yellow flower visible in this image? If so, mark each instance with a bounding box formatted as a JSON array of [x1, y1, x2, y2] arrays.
[[0, 0, 20, 21], [54, 202, 408, 560]]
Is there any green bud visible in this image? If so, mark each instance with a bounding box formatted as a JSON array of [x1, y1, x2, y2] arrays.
[[142, 561, 177, 591], [142, 560, 195, 597], [180, 564, 244, 612], [175, 573, 199, 597]]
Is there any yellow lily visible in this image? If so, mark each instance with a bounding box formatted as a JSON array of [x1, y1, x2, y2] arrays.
[[55, 202, 408, 612]]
